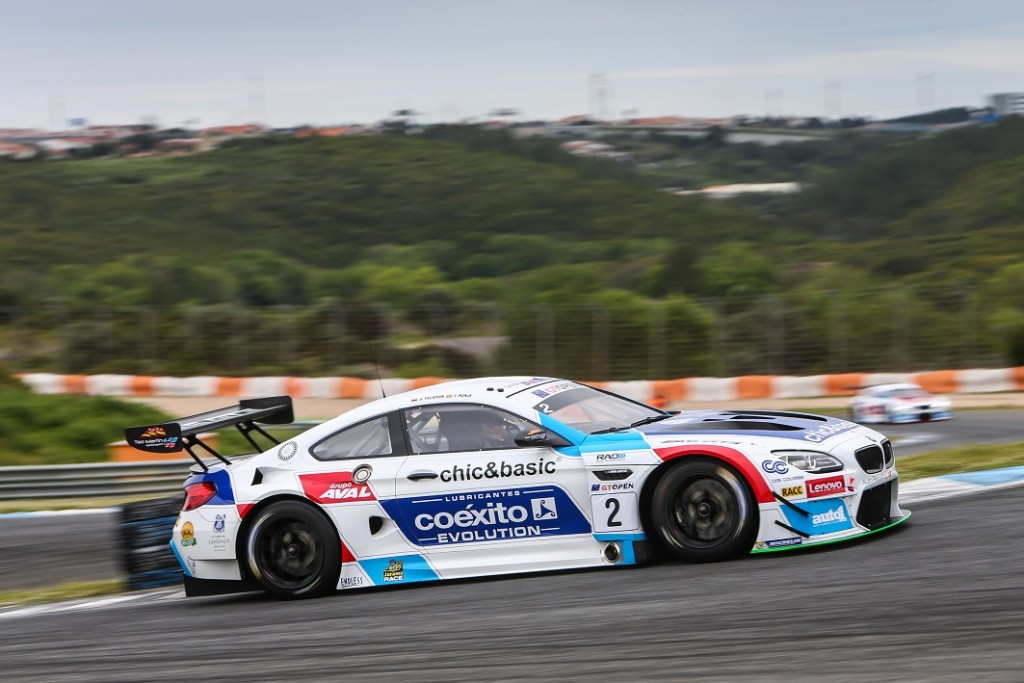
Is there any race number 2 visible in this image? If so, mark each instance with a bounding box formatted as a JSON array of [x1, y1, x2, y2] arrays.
[[591, 492, 640, 532]]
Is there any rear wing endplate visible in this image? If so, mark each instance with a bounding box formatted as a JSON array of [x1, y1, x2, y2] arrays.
[[125, 396, 294, 471]]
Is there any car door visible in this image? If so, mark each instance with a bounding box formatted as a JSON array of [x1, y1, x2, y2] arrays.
[[301, 412, 414, 564], [385, 403, 592, 568]]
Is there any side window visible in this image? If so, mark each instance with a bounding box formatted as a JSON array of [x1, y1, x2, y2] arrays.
[[402, 404, 536, 454], [312, 415, 392, 461]]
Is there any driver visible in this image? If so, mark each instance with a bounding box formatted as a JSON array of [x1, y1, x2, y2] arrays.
[[476, 413, 511, 449]]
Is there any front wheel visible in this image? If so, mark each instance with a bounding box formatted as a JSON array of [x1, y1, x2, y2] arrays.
[[245, 501, 341, 599], [650, 458, 758, 562]]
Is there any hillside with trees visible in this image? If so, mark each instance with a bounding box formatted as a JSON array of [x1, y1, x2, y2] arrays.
[[1, 118, 1023, 380]]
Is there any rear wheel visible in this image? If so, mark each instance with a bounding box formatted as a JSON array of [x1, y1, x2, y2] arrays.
[[650, 458, 757, 562], [245, 501, 341, 599]]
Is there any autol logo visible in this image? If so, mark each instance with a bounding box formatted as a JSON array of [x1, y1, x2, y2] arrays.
[[811, 506, 848, 527], [806, 475, 845, 499], [382, 487, 590, 547], [299, 472, 376, 504], [780, 499, 854, 537]]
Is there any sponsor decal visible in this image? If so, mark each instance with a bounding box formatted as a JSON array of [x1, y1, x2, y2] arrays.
[[504, 377, 549, 390], [531, 382, 581, 409], [802, 419, 859, 443], [340, 576, 364, 588], [131, 426, 179, 450], [300, 472, 377, 504], [382, 560, 404, 583], [180, 521, 196, 547], [181, 409, 250, 430], [531, 389, 550, 398], [769, 475, 804, 483], [353, 465, 373, 484], [781, 484, 805, 498], [186, 557, 197, 575], [595, 453, 627, 462], [440, 459, 556, 482], [409, 393, 472, 403], [806, 475, 845, 499], [761, 460, 789, 475], [765, 537, 803, 548], [781, 499, 854, 536], [381, 486, 590, 547], [812, 506, 848, 527], [208, 514, 231, 544], [278, 442, 297, 461], [591, 482, 636, 492]]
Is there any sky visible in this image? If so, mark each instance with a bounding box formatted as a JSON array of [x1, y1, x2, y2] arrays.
[[3, 0, 1024, 129]]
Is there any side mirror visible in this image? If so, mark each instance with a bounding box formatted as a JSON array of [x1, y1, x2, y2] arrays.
[[514, 428, 571, 448]]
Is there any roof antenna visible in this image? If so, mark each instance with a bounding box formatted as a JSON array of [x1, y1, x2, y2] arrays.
[[367, 340, 387, 398]]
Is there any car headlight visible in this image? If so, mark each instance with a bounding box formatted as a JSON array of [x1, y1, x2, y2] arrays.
[[771, 450, 844, 474]]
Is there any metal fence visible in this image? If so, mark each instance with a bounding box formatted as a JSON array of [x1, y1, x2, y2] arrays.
[[0, 460, 191, 500], [0, 288, 1011, 381]]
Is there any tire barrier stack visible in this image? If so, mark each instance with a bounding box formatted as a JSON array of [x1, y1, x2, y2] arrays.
[[119, 494, 185, 590]]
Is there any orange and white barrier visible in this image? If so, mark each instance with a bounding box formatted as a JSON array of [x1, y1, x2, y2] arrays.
[[16, 368, 1024, 402]]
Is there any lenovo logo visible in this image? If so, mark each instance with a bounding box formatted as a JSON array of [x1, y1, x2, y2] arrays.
[[806, 475, 845, 499]]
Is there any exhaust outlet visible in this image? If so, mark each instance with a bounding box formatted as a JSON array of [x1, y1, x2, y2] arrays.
[[603, 543, 620, 563]]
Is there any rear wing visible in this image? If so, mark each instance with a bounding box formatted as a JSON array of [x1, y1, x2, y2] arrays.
[[125, 396, 294, 471]]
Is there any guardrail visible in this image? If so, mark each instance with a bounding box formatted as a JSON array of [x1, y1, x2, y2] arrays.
[[0, 460, 191, 500]]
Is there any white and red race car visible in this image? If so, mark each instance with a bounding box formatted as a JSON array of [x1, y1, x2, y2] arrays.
[[849, 383, 953, 424], [126, 377, 909, 599]]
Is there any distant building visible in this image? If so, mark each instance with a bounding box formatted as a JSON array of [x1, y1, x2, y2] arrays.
[[672, 182, 801, 199], [0, 141, 38, 159], [990, 93, 1024, 117]]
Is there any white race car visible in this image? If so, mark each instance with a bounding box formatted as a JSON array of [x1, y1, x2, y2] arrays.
[[126, 377, 909, 599], [849, 383, 953, 424]]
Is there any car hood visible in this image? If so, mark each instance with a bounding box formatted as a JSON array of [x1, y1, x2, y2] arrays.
[[636, 409, 863, 446]]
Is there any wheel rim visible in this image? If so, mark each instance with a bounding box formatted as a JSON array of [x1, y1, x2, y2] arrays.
[[255, 518, 323, 590], [668, 475, 739, 548]]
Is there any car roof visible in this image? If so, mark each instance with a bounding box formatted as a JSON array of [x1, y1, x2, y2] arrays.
[[309, 376, 577, 434], [867, 383, 926, 393]]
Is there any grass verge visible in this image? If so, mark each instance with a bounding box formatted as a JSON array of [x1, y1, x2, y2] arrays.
[[0, 579, 127, 608], [897, 441, 1024, 481]]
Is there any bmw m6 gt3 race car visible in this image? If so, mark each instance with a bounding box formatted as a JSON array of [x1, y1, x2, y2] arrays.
[[849, 383, 953, 424], [125, 377, 910, 599]]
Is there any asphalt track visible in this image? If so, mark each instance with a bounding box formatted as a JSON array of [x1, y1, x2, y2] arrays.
[[1, 488, 1022, 682], [1, 410, 1022, 591]]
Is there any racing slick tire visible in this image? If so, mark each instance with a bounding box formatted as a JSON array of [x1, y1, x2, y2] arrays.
[[244, 501, 341, 599], [650, 458, 758, 563]]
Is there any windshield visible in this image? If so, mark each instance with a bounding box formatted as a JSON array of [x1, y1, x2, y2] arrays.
[[531, 385, 662, 434], [881, 387, 928, 398]]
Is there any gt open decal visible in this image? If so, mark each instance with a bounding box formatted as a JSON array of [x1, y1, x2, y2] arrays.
[[381, 486, 591, 546]]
